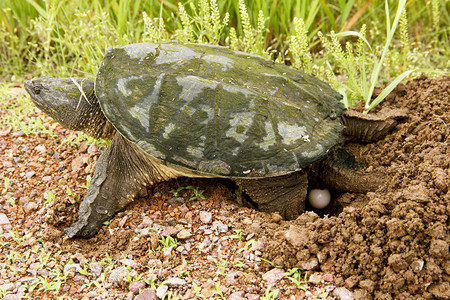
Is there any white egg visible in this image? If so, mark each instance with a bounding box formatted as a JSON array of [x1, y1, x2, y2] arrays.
[[308, 189, 331, 209]]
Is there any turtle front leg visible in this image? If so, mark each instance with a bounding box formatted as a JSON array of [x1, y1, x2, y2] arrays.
[[234, 171, 308, 220], [64, 133, 179, 238]]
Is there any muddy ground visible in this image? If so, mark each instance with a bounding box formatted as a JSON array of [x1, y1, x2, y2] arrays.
[[0, 76, 449, 299]]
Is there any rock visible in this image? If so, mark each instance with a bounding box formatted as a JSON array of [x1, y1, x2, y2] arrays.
[[2, 294, 21, 300], [136, 288, 158, 300], [212, 221, 228, 233], [308, 273, 323, 285], [63, 263, 81, 275], [251, 237, 266, 252], [199, 211, 212, 224], [156, 284, 168, 299], [160, 226, 180, 237], [109, 266, 129, 284], [387, 254, 408, 272], [411, 259, 424, 273], [35, 145, 46, 153], [23, 201, 38, 213], [262, 268, 285, 286], [89, 262, 102, 278], [229, 291, 246, 300], [165, 277, 186, 287], [0, 213, 11, 226], [0, 283, 15, 291], [246, 294, 260, 300], [333, 287, 354, 300], [120, 258, 137, 268], [323, 273, 334, 282], [129, 281, 146, 294], [301, 258, 319, 270], [177, 229, 192, 239]]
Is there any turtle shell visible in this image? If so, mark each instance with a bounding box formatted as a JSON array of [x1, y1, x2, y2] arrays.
[[95, 42, 345, 178]]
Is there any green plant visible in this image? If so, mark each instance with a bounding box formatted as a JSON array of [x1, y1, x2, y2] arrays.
[[230, 229, 244, 240], [192, 282, 206, 299], [2, 177, 9, 194], [261, 286, 280, 300], [159, 235, 179, 248], [44, 190, 56, 206], [285, 267, 308, 291], [170, 186, 206, 201]]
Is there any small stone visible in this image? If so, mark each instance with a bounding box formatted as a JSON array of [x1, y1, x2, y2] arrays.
[[199, 211, 212, 224], [42, 176, 51, 181], [0, 213, 11, 226], [160, 226, 180, 237], [63, 263, 81, 275], [25, 171, 35, 178], [136, 288, 158, 300], [229, 291, 246, 300], [262, 268, 285, 286], [246, 294, 260, 300], [120, 258, 137, 268], [156, 284, 168, 299], [333, 287, 354, 300], [177, 229, 192, 239], [35, 145, 46, 153], [89, 262, 102, 278], [129, 281, 146, 294], [109, 266, 129, 284], [411, 259, 424, 273], [308, 273, 323, 285], [0, 283, 15, 291], [323, 273, 334, 282], [165, 277, 186, 287], [23, 201, 38, 213], [301, 258, 319, 270], [213, 221, 228, 233], [162, 246, 173, 258], [305, 291, 313, 297], [271, 212, 283, 222]]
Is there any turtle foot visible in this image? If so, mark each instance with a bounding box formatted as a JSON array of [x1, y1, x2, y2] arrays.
[[235, 171, 308, 220], [309, 146, 384, 193], [65, 133, 178, 238]]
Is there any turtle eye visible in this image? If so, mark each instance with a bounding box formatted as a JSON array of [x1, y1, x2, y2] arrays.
[[33, 84, 43, 95]]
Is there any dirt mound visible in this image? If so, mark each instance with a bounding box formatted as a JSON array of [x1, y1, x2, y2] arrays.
[[254, 75, 450, 299]]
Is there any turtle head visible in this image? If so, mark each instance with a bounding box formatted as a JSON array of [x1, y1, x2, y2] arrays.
[[25, 77, 115, 139]]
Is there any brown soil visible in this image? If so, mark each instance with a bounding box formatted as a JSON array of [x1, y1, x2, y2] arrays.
[[1, 75, 449, 299]]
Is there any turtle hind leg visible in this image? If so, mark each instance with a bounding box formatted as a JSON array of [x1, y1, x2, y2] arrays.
[[64, 133, 178, 238], [308, 146, 384, 193], [234, 171, 308, 220]]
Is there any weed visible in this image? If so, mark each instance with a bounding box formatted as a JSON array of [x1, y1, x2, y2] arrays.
[[170, 186, 206, 201], [236, 239, 255, 254], [44, 190, 56, 206], [2, 177, 9, 194], [159, 236, 179, 248], [213, 281, 226, 299], [261, 286, 280, 300], [192, 282, 206, 299], [8, 230, 23, 246], [230, 229, 244, 241], [285, 267, 308, 291]]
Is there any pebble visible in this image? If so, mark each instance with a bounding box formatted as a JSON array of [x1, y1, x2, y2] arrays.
[[42, 176, 51, 181], [333, 287, 354, 300], [229, 291, 246, 300], [89, 262, 102, 278], [35, 145, 46, 153], [262, 268, 285, 286], [109, 266, 129, 284], [177, 229, 192, 239], [199, 211, 212, 224], [23, 201, 38, 213], [63, 263, 81, 275], [0, 283, 15, 291], [25, 171, 35, 178], [129, 280, 146, 294], [246, 294, 260, 300], [0, 213, 11, 226], [136, 288, 158, 300], [302, 258, 319, 270], [213, 221, 228, 233], [165, 277, 186, 287], [308, 273, 323, 285], [411, 259, 424, 272], [156, 284, 168, 299], [323, 273, 334, 282], [120, 258, 137, 268], [12, 130, 24, 137]]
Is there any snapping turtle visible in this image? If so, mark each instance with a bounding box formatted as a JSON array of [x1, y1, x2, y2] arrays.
[[25, 42, 379, 238]]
